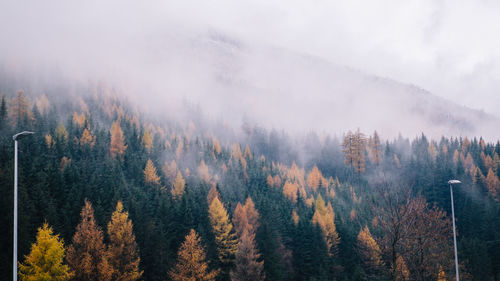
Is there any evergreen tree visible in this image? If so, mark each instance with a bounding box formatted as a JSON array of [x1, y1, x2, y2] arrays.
[[67, 199, 112, 281], [357, 226, 384, 279], [107, 201, 143, 281], [169, 229, 218, 281], [0, 93, 7, 129], [19, 222, 72, 281]]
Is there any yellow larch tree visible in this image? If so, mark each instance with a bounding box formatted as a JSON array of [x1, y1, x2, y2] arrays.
[[67, 199, 112, 281], [9, 90, 33, 126], [232, 197, 260, 237], [142, 130, 153, 152], [343, 129, 366, 173], [395, 255, 410, 281], [357, 226, 383, 278], [110, 121, 127, 158], [55, 123, 69, 143], [437, 266, 446, 281], [19, 222, 72, 281], [428, 142, 438, 162], [266, 175, 274, 187], [171, 171, 186, 200], [80, 126, 95, 148], [312, 195, 340, 257], [162, 160, 178, 183], [107, 201, 143, 281], [208, 197, 238, 264], [306, 165, 322, 193], [485, 168, 500, 200], [144, 159, 161, 185], [169, 229, 218, 281], [283, 181, 299, 203], [198, 160, 211, 183], [368, 131, 382, 165], [207, 185, 221, 206], [72, 112, 87, 128], [35, 94, 50, 114]]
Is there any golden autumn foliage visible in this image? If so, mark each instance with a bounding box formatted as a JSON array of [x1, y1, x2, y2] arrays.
[[142, 130, 153, 151], [35, 94, 50, 114], [395, 255, 410, 281], [169, 229, 218, 281], [144, 159, 161, 184], [198, 160, 211, 183], [55, 123, 69, 143], [312, 195, 340, 257], [230, 229, 265, 281], [45, 134, 55, 149], [282, 181, 299, 203], [207, 185, 221, 206], [73, 112, 87, 128], [368, 131, 382, 165], [107, 201, 143, 281], [208, 197, 238, 264], [67, 200, 112, 281], [213, 139, 222, 154], [437, 267, 447, 281], [266, 175, 274, 187], [292, 210, 299, 226], [486, 168, 500, 200], [80, 127, 95, 147], [110, 121, 127, 158], [60, 157, 71, 171], [162, 160, 178, 183], [171, 171, 186, 200], [19, 223, 72, 281], [232, 197, 260, 237], [343, 129, 366, 173], [9, 90, 33, 126], [306, 165, 323, 192], [243, 145, 253, 160], [357, 226, 383, 277]]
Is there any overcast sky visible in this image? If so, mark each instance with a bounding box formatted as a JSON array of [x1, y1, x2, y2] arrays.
[[1, 0, 499, 114]]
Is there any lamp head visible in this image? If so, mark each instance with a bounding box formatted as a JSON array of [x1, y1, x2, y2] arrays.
[[13, 131, 35, 141], [448, 180, 461, 185]]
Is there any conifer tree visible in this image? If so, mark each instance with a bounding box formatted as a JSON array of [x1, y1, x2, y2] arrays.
[[55, 123, 69, 143], [9, 90, 32, 126], [232, 197, 260, 237], [169, 229, 218, 281], [207, 185, 220, 206], [357, 226, 384, 278], [306, 165, 322, 192], [230, 229, 265, 281], [437, 267, 446, 281], [67, 199, 112, 281], [198, 160, 211, 183], [171, 171, 186, 200], [19, 223, 72, 281], [142, 130, 153, 151], [312, 195, 340, 256], [35, 94, 50, 114], [0, 94, 7, 129], [368, 131, 382, 165], [343, 129, 366, 173], [144, 159, 161, 184], [110, 121, 127, 158], [107, 201, 143, 281], [283, 181, 299, 203], [80, 126, 95, 147], [208, 197, 238, 264], [486, 168, 500, 200]]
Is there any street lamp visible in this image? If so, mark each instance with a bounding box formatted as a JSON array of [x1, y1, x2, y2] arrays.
[[13, 131, 34, 281], [448, 179, 461, 281]]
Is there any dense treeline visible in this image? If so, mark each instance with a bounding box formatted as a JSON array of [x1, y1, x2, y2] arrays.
[[0, 87, 499, 280]]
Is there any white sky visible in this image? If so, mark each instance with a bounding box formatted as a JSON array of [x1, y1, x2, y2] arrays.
[[1, 0, 500, 114]]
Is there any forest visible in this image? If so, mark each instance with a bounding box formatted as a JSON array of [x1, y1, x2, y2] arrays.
[[1, 85, 499, 281]]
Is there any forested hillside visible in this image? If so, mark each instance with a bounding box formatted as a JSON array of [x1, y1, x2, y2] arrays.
[[1, 86, 499, 281]]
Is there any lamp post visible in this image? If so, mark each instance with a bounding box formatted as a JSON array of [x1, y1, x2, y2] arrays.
[[448, 179, 461, 281], [13, 131, 34, 281]]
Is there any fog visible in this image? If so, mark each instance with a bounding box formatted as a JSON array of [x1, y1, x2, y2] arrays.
[[1, 0, 499, 139]]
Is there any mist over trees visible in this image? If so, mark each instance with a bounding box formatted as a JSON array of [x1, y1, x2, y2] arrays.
[[0, 86, 499, 281]]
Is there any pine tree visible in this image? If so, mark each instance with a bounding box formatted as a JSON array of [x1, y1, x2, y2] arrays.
[[107, 201, 143, 281], [208, 197, 238, 264], [169, 229, 218, 281], [110, 121, 127, 158], [357, 226, 383, 278], [144, 159, 161, 184], [171, 171, 186, 200], [19, 222, 72, 281], [67, 199, 112, 281], [230, 229, 265, 281]]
